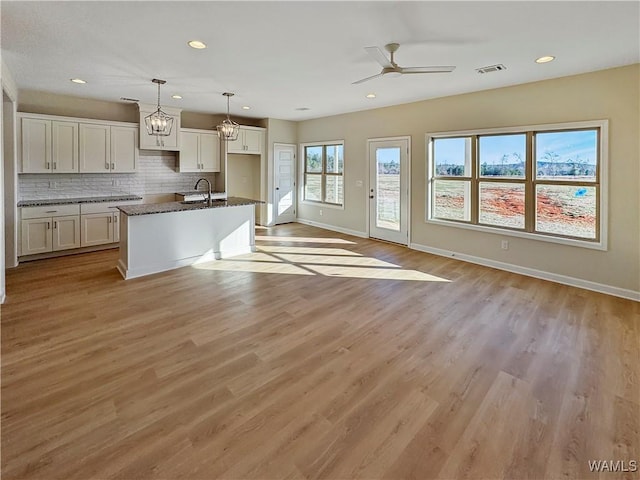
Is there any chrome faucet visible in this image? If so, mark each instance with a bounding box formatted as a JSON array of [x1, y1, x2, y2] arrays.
[[194, 178, 212, 206]]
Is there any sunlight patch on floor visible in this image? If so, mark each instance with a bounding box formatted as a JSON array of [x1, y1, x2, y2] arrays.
[[192, 258, 313, 275], [274, 253, 400, 268], [303, 264, 450, 282], [255, 235, 356, 244], [258, 246, 363, 256]]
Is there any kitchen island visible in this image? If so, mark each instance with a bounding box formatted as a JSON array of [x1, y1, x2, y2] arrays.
[[116, 197, 262, 280]]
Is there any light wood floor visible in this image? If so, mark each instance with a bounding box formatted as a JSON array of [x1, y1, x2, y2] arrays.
[[2, 223, 639, 479]]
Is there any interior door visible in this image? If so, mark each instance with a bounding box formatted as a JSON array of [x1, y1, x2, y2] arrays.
[[273, 143, 296, 224], [368, 137, 410, 244]]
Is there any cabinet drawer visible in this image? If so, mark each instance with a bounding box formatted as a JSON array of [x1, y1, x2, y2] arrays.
[[80, 200, 140, 214], [21, 204, 80, 219]]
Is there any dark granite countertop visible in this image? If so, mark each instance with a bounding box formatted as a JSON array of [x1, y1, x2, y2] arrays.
[[18, 194, 142, 207], [117, 197, 263, 216]]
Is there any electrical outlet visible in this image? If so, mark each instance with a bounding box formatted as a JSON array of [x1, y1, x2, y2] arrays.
[[319, 209, 323, 216], [501, 240, 509, 250]]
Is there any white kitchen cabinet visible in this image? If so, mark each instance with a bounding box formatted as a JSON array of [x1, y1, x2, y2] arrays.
[[79, 123, 111, 173], [81, 213, 114, 246], [178, 129, 220, 173], [80, 201, 138, 247], [138, 103, 181, 151], [110, 126, 138, 172], [20, 204, 81, 255], [80, 124, 138, 173], [21, 117, 79, 173], [226, 126, 264, 155]]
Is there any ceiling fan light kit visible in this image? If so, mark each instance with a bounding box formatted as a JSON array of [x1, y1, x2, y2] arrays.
[[144, 78, 174, 137], [353, 42, 456, 84]]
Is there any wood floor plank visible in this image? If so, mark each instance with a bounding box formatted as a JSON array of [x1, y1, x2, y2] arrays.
[[2, 222, 638, 479]]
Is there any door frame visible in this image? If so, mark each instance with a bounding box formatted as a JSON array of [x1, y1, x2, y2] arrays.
[[367, 136, 411, 244], [272, 142, 297, 225]]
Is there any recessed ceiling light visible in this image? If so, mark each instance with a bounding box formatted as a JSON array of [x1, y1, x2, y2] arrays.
[[70, 78, 86, 84], [171, 94, 183, 99], [242, 106, 251, 110], [535, 55, 555, 64], [188, 40, 207, 49], [366, 93, 376, 99]]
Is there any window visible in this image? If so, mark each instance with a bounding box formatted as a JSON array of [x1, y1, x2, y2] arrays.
[[302, 142, 344, 206], [427, 121, 607, 249]]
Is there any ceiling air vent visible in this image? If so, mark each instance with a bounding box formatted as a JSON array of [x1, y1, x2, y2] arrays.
[[476, 64, 507, 74]]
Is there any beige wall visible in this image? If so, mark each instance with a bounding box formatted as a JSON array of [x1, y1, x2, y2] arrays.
[[265, 118, 297, 225], [297, 64, 640, 293], [227, 153, 261, 222]]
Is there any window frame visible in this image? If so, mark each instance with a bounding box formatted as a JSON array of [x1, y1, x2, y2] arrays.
[[300, 140, 345, 209], [426, 120, 608, 250]]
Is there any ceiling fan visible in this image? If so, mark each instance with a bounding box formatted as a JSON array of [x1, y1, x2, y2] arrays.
[[353, 43, 455, 84]]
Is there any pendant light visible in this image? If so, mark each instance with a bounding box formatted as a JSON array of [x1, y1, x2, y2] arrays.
[[216, 92, 240, 141], [144, 79, 173, 137]]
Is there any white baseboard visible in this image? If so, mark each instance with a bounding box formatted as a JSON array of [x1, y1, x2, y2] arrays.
[[295, 219, 368, 239], [410, 242, 640, 302], [1, 291, 5, 304]]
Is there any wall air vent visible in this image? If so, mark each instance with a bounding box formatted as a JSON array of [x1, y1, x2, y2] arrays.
[[476, 64, 507, 74]]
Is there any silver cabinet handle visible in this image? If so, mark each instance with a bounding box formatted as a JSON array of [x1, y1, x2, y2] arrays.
[[113, 215, 118, 223], [46, 162, 50, 169], [45, 210, 57, 213], [105, 162, 109, 170], [47, 221, 50, 230], [111, 162, 115, 170], [108, 216, 111, 224], [53, 221, 57, 229], [53, 162, 57, 170]]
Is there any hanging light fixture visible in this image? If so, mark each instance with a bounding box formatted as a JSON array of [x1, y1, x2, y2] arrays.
[[216, 92, 240, 141], [144, 79, 173, 137]]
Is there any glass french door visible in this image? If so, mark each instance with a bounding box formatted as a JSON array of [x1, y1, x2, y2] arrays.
[[368, 137, 409, 244]]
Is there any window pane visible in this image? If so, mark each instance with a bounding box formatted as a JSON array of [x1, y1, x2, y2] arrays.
[[479, 182, 525, 229], [433, 137, 471, 177], [305, 146, 322, 173], [324, 175, 343, 205], [535, 130, 598, 181], [479, 134, 526, 178], [536, 185, 597, 239], [304, 174, 322, 201], [432, 180, 471, 221], [326, 145, 344, 173], [376, 147, 401, 231]]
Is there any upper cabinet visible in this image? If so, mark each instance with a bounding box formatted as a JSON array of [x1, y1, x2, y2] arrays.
[[21, 117, 79, 173], [178, 129, 220, 173], [226, 126, 264, 155], [19, 113, 138, 174], [79, 124, 139, 173], [137, 103, 181, 151]]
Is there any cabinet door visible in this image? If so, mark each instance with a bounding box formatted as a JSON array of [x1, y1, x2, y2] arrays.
[[52, 121, 79, 172], [79, 124, 111, 173], [200, 133, 220, 172], [225, 131, 245, 154], [21, 218, 52, 255], [111, 126, 138, 172], [21, 118, 51, 173], [53, 215, 81, 251], [243, 128, 264, 154], [178, 131, 200, 172], [113, 213, 120, 243], [81, 213, 114, 246]]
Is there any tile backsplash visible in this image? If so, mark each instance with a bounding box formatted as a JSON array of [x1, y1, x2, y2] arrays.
[[18, 151, 217, 200]]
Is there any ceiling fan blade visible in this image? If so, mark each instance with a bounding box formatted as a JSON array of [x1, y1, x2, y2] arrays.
[[364, 46, 393, 68], [352, 72, 384, 85], [400, 66, 456, 74]]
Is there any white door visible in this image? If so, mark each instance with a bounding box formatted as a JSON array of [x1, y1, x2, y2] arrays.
[[52, 215, 81, 251], [21, 218, 52, 255], [178, 131, 200, 172], [200, 133, 220, 172], [79, 123, 111, 172], [81, 213, 114, 246], [368, 137, 410, 245], [21, 118, 51, 173], [51, 121, 78, 173], [111, 126, 138, 172], [273, 143, 296, 224]]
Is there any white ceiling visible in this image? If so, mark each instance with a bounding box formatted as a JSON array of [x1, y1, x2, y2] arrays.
[[2, 1, 639, 121]]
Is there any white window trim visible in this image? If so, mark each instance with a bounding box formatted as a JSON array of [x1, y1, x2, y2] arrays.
[[425, 119, 609, 251], [299, 140, 345, 209]]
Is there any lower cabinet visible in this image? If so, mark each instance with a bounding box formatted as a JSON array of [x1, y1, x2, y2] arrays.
[[81, 212, 116, 246], [20, 205, 81, 255]]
